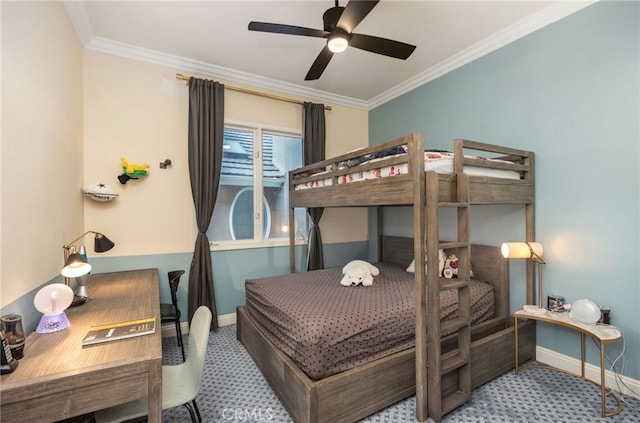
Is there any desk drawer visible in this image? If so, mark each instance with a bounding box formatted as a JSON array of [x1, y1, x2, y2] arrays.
[[2, 372, 150, 422]]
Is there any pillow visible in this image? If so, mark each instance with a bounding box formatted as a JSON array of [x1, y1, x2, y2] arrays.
[[406, 249, 445, 276]]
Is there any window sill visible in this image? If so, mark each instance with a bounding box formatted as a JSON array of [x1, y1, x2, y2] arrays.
[[209, 238, 307, 252]]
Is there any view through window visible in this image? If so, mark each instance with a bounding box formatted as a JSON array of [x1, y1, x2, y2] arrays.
[[208, 126, 308, 246]]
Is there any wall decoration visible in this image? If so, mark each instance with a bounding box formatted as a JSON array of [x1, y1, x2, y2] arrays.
[[82, 182, 119, 201], [118, 157, 150, 184]]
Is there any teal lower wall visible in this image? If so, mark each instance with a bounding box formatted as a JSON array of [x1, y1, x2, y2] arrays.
[[1, 241, 368, 334]]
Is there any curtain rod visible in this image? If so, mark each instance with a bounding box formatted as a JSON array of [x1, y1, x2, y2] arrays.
[[175, 73, 331, 111]]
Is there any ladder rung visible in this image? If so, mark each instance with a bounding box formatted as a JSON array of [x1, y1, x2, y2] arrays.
[[442, 391, 470, 415], [440, 279, 469, 291], [439, 241, 469, 250], [439, 202, 469, 208], [441, 351, 468, 374], [441, 317, 470, 334]]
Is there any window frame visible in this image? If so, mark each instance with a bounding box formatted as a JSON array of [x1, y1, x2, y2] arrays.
[[208, 119, 308, 252]]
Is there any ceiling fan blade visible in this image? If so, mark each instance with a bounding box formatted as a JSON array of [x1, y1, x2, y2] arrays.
[[305, 46, 334, 80], [349, 33, 416, 59], [337, 0, 379, 33], [248, 21, 327, 38]]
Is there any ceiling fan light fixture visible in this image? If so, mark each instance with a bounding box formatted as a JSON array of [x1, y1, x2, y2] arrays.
[[248, 1, 415, 80], [327, 33, 349, 53]]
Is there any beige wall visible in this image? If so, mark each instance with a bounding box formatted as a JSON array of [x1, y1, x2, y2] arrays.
[[316, 105, 369, 245], [0, 2, 368, 308], [1, 1, 84, 307], [83, 51, 369, 257]]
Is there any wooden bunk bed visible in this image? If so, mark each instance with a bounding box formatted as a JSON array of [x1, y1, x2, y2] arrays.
[[236, 131, 537, 422]]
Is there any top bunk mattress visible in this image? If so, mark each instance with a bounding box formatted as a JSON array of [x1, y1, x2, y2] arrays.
[[245, 263, 494, 380], [294, 149, 521, 190]]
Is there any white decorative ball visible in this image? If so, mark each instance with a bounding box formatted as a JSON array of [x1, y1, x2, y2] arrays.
[[570, 299, 600, 324]]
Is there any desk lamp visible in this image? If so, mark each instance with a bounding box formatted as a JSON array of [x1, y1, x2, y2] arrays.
[[502, 241, 546, 315], [62, 231, 115, 307]]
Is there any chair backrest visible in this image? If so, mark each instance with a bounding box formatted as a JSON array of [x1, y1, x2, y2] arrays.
[[167, 270, 185, 311], [184, 306, 212, 397]]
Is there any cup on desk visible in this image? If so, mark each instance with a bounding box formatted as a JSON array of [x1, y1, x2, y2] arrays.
[[1, 314, 25, 359]]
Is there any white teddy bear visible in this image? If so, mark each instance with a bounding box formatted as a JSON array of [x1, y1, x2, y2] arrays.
[[340, 260, 380, 287], [406, 249, 446, 276]]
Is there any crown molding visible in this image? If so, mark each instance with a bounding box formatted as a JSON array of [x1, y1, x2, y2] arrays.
[[85, 36, 369, 110], [63, 0, 94, 47], [65, 0, 596, 111]]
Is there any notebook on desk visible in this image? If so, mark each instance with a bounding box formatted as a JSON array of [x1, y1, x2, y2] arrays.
[[81, 316, 156, 346]]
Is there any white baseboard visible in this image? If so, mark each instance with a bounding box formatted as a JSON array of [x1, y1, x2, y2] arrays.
[[161, 311, 236, 338], [536, 346, 640, 400], [217, 312, 237, 327]]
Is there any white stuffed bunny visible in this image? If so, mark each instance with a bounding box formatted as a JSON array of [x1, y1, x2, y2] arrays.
[[340, 260, 380, 287]]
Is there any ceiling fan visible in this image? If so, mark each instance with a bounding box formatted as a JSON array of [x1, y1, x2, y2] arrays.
[[248, 0, 416, 81]]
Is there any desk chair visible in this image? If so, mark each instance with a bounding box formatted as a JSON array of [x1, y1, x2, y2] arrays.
[[161, 270, 186, 361], [94, 306, 212, 423]]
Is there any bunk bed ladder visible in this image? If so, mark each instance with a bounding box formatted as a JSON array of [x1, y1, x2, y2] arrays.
[[425, 171, 472, 421]]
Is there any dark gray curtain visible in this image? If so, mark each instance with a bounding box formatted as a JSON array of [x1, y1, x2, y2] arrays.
[[302, 102, 326, 271], [187, 77, 224, 330]]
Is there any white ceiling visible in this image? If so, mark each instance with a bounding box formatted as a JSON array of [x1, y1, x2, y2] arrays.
[[64, 1, 595, 110]]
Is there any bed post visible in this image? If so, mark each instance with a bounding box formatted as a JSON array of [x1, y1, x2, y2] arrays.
[[289, 172, 296, 273], [525, 152, 536, 355], [412, 133, 429, 422], [377, 207, 383, 261], [523, 152, 535, 306]]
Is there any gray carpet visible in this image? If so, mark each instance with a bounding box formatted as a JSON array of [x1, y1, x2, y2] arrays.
[[161, 325, 640, 422]]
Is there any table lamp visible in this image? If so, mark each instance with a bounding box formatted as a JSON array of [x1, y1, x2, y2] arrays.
[[501, 241, 546, 315], [34, 284, 74, 333], [62, 231, 115, 307]]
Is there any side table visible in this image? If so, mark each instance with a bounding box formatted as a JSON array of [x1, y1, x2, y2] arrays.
[[514, 308, 623, 417]]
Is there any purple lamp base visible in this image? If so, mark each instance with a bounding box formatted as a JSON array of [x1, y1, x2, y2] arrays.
[[36, 312, 71, 333]]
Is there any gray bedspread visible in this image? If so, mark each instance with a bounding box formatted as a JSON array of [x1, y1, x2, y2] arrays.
[[245, 263, 494, 380]]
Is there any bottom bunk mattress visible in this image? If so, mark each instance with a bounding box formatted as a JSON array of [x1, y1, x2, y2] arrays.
[[244, 263, 494, 380]]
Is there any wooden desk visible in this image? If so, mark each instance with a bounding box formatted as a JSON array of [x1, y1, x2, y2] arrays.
[[0, 269, 162, 422]]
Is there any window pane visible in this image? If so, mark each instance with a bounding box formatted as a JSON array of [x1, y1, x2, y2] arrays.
[[263, 133, 306, 240], [230, 187, 255, 239], [210, 128, 254, 241]]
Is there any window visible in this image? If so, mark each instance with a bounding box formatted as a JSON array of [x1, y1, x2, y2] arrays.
[[208, 124, 308, 248]]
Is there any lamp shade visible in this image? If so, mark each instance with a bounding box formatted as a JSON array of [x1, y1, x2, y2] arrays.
[[61, 253, 92, 278], [94, 233, 115, 253], [501, 242, 543, 259]]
